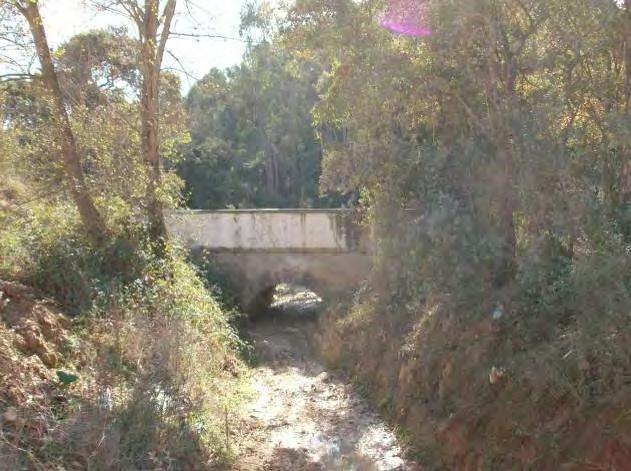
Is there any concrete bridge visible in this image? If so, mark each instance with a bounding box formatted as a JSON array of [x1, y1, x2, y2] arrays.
[[165, 209, 372, 309]]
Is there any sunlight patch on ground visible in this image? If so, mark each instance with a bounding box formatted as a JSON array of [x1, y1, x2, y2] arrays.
[[234, 320, 413, 470], [270, 284, 323, 312]]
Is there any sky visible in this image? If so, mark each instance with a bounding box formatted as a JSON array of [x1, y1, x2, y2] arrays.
[[39, 0, 255, 93]]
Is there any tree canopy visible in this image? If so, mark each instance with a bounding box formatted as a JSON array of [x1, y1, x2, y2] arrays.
[[178, 40, 344, 209]]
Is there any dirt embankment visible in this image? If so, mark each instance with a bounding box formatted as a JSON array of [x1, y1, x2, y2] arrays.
[[0, 281, 80, 467], [310, 303, 631, 470]]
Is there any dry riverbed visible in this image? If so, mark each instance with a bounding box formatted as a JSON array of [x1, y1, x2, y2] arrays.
[[232, 317, 418, 470]]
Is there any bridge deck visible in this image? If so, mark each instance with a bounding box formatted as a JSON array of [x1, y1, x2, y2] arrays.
[[165, 209, 372, 305]]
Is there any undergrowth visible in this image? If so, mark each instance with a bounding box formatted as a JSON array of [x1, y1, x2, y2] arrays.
[[313, 208, 631, 469], [0, 199, 250, 469]]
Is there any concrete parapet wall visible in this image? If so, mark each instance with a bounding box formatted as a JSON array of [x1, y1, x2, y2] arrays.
[[165, 209, 372, 308], [166, 209, 368, 253]]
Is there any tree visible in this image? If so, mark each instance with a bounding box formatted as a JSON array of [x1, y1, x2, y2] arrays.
[[11, 0, 109, 245], [55, 28, 140, 108], [89, 0, 177, 241], [626, 0, 631, 115], [283, 0, 629, 299], [1, 22, 186, 240], [52, 29, 186, 223], [179, 40, 339, 209], [137, 0, 176, 240]]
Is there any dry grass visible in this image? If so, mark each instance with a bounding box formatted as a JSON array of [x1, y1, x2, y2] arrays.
[[312, 272, 631, 470], [1, 270, 248, 470]]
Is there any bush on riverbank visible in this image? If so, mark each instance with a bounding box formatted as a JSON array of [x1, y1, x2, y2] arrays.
[[286, 0, 631, 467], [0, 197, 247, 468], [313, 214, 631, 469]]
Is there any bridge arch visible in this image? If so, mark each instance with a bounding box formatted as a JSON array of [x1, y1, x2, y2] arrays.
[[166, 209, 372, 310]]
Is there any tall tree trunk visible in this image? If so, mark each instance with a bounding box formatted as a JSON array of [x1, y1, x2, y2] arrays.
[[264, 136, 279, 201], [138, 0, 176, 243], [621, 0, 631, 236], [486, 19, 518, 286], [17, 0, 108, 245], [140, 0, 166, 241], [625, 0, 631, 116]]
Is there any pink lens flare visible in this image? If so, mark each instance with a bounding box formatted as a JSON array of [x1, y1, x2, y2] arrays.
[[378, 0, 432, 37]]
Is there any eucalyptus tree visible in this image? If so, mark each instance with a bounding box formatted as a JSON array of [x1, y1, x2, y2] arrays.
[[55, 30, 185, 223], [89, 0, 178, 241], [180, 40, 331, 209], [0, 3, 186, 242], [283, 0, 630, 297], [7, 0, 110, 245]]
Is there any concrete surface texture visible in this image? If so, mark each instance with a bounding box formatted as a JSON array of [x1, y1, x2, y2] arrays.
[[166, 210, 372, 306]]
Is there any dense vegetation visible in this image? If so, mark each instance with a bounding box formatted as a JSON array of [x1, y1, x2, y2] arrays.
[[0, 2, 244, 468], [179, 43, 334, 208], [283, 0, 631, 468], [1, 0, 630, 468]]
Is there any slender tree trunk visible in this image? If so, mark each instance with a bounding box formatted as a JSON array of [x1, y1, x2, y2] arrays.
[[140, 0, 166, 241], [625, 0, 631, 116], [486, 21, 517, 285], [18, 0, 108, 245], [264, 136, 279, 201], [500, 58, 517, 271], [621, 0, 631, 236], [137, 0, 176, 243]]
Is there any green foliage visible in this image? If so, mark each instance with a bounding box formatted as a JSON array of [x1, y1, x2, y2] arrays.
[[55, 28, 140, 105], [56, 370, 79, 386], [179, 41, 344, 208], [25, 236, 148, 315], [0, 195, 147, 314], [283, 0, 630, 310], [0, 193, 245, 466], [286, 0, 631, 466], [0, 16, 245, 468], [1, 0, 629, 466], [74, 244, 244, 467], [0, 27, 187, 247]]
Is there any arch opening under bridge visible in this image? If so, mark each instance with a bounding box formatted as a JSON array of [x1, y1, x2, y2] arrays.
[[166, 209, 373, 311]]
